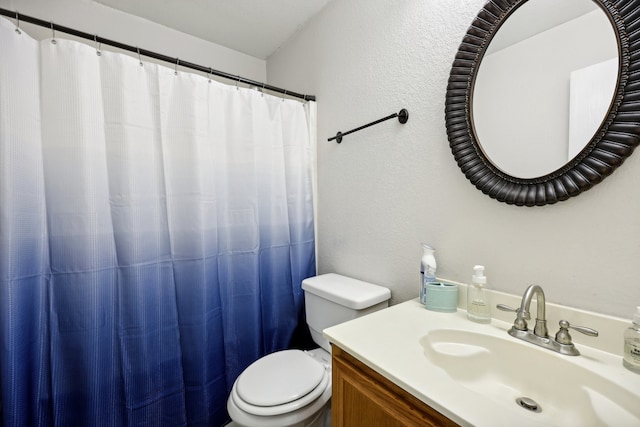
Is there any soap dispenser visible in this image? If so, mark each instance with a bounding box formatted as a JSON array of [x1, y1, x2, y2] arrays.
[[467, 265, 491, 323], [420, 244, 437, 305], [623, 306, 640, 374]]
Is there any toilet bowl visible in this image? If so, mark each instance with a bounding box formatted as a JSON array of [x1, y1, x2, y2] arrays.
[[226, 273, 391, 427], [227, 348, 332, 427]]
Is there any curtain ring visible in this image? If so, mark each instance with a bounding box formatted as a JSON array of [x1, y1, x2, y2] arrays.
[[174, 58, 179, 76], [261, 83, 265, 97], [282, 90, 287, 102], [94, 35, 101, 56], [207, 67, 212, 83], [137, 47, 143, 66], [236, 76, 239, 90], [15, 12, 21, 35], [50, 21, 57, 44]]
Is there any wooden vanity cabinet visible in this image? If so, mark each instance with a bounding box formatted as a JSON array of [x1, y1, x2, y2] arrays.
[[331, 345, 459, 427]]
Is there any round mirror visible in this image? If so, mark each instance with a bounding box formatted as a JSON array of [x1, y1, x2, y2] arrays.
[[445, 0, 640, 206], [472, 0, 619, 179]]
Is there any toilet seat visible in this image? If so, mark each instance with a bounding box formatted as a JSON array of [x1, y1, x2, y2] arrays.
[[231, 349, 330, 417]]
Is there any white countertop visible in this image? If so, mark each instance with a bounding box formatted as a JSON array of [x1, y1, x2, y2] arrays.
[[323, 298, 640, 427]]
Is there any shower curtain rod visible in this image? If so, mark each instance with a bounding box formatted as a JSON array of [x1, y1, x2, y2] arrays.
[[0, 8, 316, 102]]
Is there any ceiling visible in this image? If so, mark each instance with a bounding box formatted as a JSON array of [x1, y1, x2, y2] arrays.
[[96, 0, 332, 59]]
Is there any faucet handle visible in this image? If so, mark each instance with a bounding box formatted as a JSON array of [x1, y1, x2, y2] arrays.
[[496, 303, 517, 312], [497, 304, 529, 330], [496, 304, 530, 319], [555, 319, 598, 345]]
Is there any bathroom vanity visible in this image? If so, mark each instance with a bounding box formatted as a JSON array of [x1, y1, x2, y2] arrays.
[[331, 344, 457, 426], [324, 287, 640, 427]]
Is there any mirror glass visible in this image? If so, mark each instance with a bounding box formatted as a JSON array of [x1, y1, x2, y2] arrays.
[[471, 0, 619, 179]]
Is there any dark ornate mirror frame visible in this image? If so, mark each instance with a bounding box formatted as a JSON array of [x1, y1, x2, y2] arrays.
[[445, 0, 640, 206]]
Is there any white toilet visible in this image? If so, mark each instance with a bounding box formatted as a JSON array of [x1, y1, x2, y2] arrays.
[[226, 273, 391, 427]]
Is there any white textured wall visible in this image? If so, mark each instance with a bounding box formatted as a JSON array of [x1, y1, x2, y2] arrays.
[[0, 0, 266, 82], [267, 0, 640, 318]]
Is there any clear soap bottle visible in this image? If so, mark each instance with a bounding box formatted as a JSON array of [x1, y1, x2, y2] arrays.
[[467, 265, 491, 323], [623, 306, 640, 374], [420, 244, 437, 305]]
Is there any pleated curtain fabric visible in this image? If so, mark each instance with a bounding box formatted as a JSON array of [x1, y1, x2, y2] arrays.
[[0, 17, 316, 426]]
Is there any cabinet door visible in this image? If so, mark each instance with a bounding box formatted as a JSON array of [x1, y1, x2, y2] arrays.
[[331, 345, 459, 427]]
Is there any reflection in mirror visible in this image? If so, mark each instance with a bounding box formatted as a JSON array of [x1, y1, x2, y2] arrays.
[[472, 0, 618, 179]]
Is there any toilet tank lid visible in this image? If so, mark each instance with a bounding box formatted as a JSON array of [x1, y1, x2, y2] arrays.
[[301, 273, 391, 309]]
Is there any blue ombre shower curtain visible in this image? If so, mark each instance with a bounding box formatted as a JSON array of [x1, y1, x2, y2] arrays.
[[0, 17, 316, 427]]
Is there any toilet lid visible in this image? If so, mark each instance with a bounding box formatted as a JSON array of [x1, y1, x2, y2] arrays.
[[236, 349, 325, 407]]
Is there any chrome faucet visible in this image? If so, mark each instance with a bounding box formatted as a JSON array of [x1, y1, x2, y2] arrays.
[[513, 284, 548, 337], [497, 284, 598, 356]]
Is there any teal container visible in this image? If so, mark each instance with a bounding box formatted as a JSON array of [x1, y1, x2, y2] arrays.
[[424, 282, 458, 313]]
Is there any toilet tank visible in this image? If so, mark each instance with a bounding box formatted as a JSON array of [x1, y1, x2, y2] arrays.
[[301, 273, 391, 353]]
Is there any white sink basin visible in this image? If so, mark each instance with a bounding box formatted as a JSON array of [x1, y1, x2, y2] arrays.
[[421, 328, 640, 426], [324, 298, 640, 427]]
